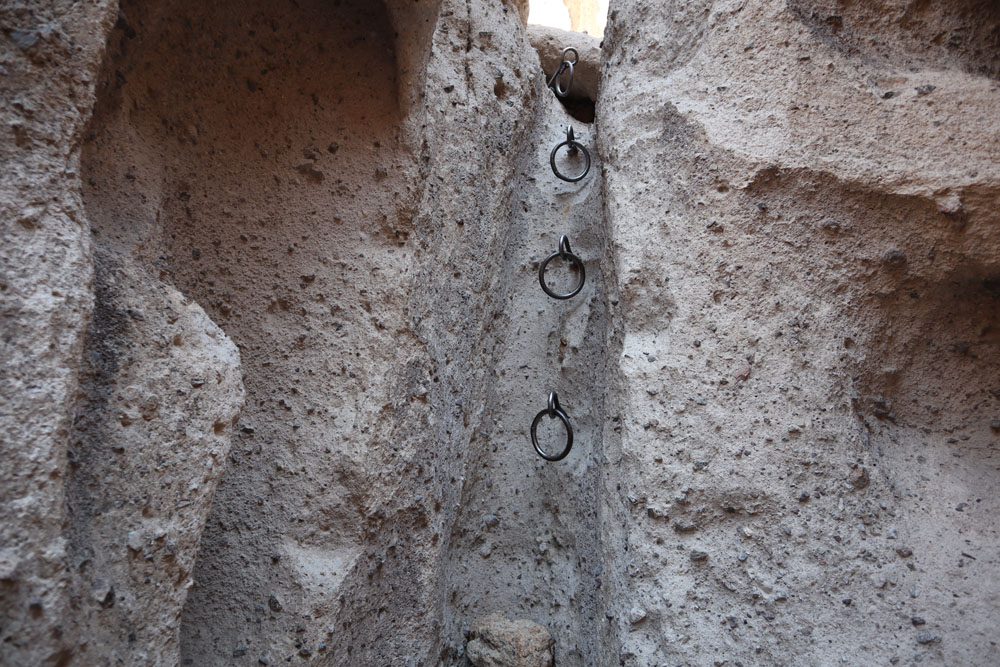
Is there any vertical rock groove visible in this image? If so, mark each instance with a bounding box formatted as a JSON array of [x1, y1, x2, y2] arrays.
[[442, 86, 609, 663]]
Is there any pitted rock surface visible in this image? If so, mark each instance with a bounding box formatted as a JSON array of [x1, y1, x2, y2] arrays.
[[1, 0, 998, 665], [467, 614, 555, 667]]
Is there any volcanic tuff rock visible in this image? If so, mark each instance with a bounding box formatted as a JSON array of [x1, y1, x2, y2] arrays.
[[466, 614, 555, 667], [598, 0, 1000, 665], [1, 0, 998, 666]]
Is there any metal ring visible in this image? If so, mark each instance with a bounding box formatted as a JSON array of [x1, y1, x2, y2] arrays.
[[550, 127, 591, 182], [538, 235, 585, 300], [531, 391, 573, 462], [548, 60, 574, 98], [561, 47, 579, 65]]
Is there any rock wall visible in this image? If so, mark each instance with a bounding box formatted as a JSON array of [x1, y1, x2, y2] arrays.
[[598, 0, 1000, 665], [1, 0, 998, 665], [1, 2, 117, 665], [3, 0, 545, 663]]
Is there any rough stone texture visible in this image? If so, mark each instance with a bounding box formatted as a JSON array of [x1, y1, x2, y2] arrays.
[[466, 613, 555, 667], [442, 82, 606, 664], [4, 0, 543, 664], [0, 2, 116, 665], [3, 0, 1000, 665], [68, 249, 243, 665], [77, 0, 545, 664], [511, 0, 531, 26], [598, 1, 1000, 665]]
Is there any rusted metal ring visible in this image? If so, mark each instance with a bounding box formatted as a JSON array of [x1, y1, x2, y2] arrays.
[[538, 235, 585, 300], [531, 391, 574, 462], [550, 126, 591, 182]]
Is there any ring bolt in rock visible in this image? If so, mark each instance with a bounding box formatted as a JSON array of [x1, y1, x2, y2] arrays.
[[539, 235, 585, 300], [550, 126, 591, 183], [546, 47, 578, 98], [531, 391, 574, 461]]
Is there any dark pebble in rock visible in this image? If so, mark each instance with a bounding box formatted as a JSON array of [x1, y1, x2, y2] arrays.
[[916, 632, 941, 645], [690, 550, 709, 562], [850, 466, 870, 490], [10, 30, 39, 50], [882, 249, 907, 266], [673, 520, 698, 533], [911, 616, 926, 626]]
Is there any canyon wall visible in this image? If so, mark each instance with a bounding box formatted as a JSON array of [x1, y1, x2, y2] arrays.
[[598, 1, 1000, 664], [1, 0, 998, 666]]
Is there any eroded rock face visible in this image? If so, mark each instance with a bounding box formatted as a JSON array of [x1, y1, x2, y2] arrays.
[[76, 0, 545, 664], [68, 249, 243, 664], [441, 83, 607, 665], [467, 613, 555, 667], [597, 1, 1000, 665], [2, 0, 999, 665], [4, 0, 544, 664], [0, 2, 116, 665]]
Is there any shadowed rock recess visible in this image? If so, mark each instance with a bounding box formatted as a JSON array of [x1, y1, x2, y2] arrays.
[[0, 0, 997, 666]]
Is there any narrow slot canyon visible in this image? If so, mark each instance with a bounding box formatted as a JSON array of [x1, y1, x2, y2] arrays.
[[2, 0, 998, 666]]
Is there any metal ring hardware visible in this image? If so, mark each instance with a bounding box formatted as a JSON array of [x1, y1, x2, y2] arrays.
[[538, 235, 586, 300], [550, 126, 591, 183], [531, 391, 574, 461], [546, 47, 578, 98]]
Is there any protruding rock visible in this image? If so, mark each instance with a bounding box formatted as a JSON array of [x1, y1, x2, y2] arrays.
[[466, 614, 554, 667]]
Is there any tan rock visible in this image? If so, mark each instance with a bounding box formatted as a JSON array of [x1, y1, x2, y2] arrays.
[[467, 614, 554, 667], [68, 249, 244, 665], [598, 1, 1000, 665], [3, 0, 1000, 665]]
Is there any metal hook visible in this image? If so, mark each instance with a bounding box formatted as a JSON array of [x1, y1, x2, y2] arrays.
[[565, 126, 578, 154], [549, 126, 591, 183], [558, 235, 572, 256], [531, 390, 574, 461], [538, 235, 586, 300], [547, 47, 577, 98]]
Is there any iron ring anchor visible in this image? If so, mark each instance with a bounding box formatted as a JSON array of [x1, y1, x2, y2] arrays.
[[538, 235, 586, 300], [531, 391, 574, 461], [550, 125, 591, 183], [546, 47, 578, 98]]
